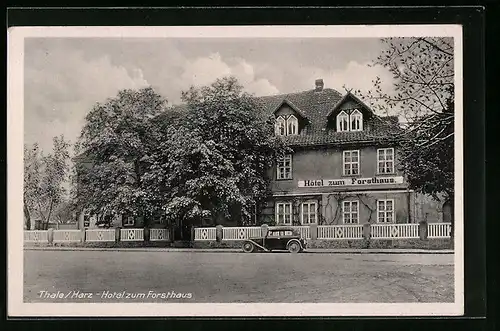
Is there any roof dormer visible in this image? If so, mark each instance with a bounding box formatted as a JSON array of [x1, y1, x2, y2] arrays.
[[327, 92, 373, 132], [273, 99, 308, 136]]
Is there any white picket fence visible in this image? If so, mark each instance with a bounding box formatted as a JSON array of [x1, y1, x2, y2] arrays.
[[120, 228, 144, 241], [53, 230, 82, 243], [317, 225, 364, 240], [291, 226, 311, 239], [194, 227, 217, 241], [23, 223, 452, 244], [85, 229, 116, 242], [428, 223, 452, 238], [371, 223, 420, 239], [222, 227, 261, 241], [150, 228, 170, 241], [24, 230, 49, 243]]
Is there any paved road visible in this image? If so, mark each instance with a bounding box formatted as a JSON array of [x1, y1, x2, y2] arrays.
[[24, 250, 454, 303]]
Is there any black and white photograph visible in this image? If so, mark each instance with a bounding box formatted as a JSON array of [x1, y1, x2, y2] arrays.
[[8, 25, 463, 316]]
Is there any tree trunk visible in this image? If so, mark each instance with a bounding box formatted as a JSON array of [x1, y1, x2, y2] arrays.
[[24, 204, 31, 230], [45, 199, 54, 229]]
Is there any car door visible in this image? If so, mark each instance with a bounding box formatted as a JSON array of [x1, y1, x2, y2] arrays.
[[279, 230, 295, 249], [265, 231, 282, 250]]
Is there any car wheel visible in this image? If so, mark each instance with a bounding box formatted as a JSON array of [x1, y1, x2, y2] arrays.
[[242, 241, 255, 253], [287, 241, 301, 254]]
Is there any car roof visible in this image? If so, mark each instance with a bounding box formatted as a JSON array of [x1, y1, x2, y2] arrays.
[[268, 226, 298, 232]]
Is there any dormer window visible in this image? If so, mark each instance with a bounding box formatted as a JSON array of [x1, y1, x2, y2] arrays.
[[275, 116, 286, 136], [287, 115, 298, 135], [350, 109, 363, 131], [275, 115, 299, 136], [337, 111, 349, 132], [336, 109, 363, 132]]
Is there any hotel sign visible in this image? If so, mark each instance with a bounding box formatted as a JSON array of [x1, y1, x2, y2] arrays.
[[298, 176, 404, 188]]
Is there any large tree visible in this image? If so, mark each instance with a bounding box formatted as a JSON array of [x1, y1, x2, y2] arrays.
[[142, 77, 288, 227], [23, 136, 71, 229], [359, 37, 454, 200], [23, 143, 42, 229], [74, 87, 168, 224]]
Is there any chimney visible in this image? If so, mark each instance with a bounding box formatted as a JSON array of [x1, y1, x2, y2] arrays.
[[315, 79, 324, 92]]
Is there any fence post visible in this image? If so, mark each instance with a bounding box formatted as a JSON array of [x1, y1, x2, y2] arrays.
[[116, 227, 121, 243], [81, 228, 86, 243], [363, 223, 371, 240], [419, 220, 428, 240], [215, 225, 223, 242], [144, 227, 150, 242], [47, 228, 54, 245], [191, 226, 195, 242], [261, 224, 269, 237], [309, 223, 317, 240]]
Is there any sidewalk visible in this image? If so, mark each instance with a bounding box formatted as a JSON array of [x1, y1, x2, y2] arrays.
[[24, 246, 454, 254]]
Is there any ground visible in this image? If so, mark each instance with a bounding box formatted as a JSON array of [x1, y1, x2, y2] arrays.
[[24, 250, 454, 303]]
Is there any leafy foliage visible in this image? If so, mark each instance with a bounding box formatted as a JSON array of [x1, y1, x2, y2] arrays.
[[400, 95, 454, 199], [74, 87, 167, 223], [76, 78, 288, 227], [358, 37, 454, 199], [23, 136, 71, 229], [142, 77, 288, 226]]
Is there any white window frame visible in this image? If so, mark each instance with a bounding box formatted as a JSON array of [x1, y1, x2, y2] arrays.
[[377, 199, 395, 223], [301, 201, 318, 225], [124, 215, 135, 226], [276, 202, 293, 225], [350, 109, 363, 131], [275, 116, 286, 136], [337, 111, 349, 132], [286, 115, 298, 135], [277, 154, 292, 180], [342, 200, 359, 224], [343, 150, 360, 176], [377, 148, 395, 174]]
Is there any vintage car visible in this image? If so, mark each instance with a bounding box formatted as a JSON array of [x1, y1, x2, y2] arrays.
[[241, 226, 306, 253]]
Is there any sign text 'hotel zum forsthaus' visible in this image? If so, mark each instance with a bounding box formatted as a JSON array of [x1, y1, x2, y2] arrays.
[[298, 176, 404, 188]]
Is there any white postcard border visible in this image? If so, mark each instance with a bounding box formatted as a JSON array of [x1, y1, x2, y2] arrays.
[[7, 24, 464, 317]]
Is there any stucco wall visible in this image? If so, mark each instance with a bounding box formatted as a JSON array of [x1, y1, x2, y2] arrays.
[[270, 145, 406, 194], [259, 191, 413, 225]]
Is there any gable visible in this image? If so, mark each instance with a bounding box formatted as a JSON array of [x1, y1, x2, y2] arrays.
[[272, 99, 308, 122], [275, 104, 296, 117], [327, 93, 374, 121]]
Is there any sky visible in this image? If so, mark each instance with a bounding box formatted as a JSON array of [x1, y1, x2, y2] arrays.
[[24, 37, 396, 154]]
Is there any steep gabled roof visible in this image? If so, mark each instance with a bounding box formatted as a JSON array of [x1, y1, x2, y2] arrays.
[[255, 88, 401, 147]]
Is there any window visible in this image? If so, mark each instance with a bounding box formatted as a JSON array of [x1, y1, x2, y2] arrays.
[[350, 109, 363, 131], [287, 115, 298, 135], [336, 109, 363, 132], [276, 202, 292, 225], [124, 215, 135, 226], [343, 150, 360, 175], [337, 111, 349, 132], [277, 154, 292, 180], [342, 201, 359, 224], [275, 115, 298, 136], [377, 199, 394, 223], [301, 202, 317, 224], [275, 116, 286, 136], [377, 148, 395, 174]]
